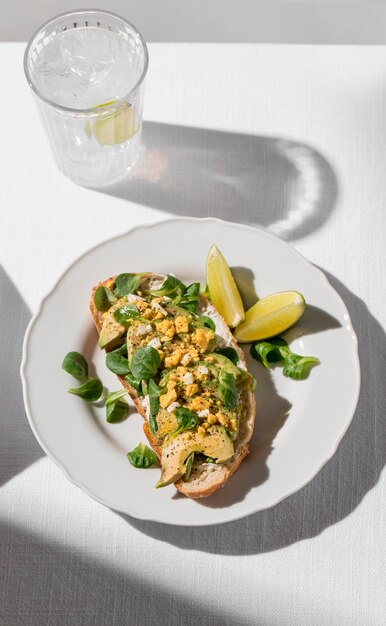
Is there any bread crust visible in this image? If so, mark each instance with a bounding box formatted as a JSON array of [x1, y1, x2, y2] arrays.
[[90, 275, 256, 498]]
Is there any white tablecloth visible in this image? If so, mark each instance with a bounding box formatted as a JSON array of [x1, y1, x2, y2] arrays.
[[1, 43, 385, 625]]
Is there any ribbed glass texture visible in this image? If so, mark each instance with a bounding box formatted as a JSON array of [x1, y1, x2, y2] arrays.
[[24, 11, 148, 187]]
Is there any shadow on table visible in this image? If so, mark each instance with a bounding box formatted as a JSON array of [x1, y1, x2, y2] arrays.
[[0, 522, 247, 626], [0, 266, 43, 488], [125, 272, 386, 555], [98, 121, 338, 241]]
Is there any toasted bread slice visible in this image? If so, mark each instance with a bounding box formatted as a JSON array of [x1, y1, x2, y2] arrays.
[[90, 274, 256, 498]]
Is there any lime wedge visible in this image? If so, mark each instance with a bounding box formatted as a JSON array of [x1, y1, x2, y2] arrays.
[[206, 245, 245, 328], [88, 101, 138, 145], [233, 291, 306, 342]]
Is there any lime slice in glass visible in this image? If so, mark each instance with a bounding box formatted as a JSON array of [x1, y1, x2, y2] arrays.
[[86, 101, 138, 145]]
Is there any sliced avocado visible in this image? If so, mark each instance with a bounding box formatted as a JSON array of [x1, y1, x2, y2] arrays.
[[207, 352, 241, 377], [156, 408, 178, 438], [99, 297, 128, 349], [165, 304, 191, 317], [155, 425, 233, 488]]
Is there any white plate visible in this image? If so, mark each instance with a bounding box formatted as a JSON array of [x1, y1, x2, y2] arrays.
[[21, 217, 360, 526]]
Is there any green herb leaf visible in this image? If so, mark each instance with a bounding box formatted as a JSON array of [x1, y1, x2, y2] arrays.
[[106, 400, 128, 423], [62, 351, 88, 381], [68, 377, 103, 402], [114, 273, 144, 297], [106, 347, 131, 375], [105, 390, 128, 423], [251, 336, 319, 380], [130, 346, 161, 381], [219, 369, 237, 410], [125, 372, 142, 393], [148, 378, 160, 419], [150, 275, 186, 298], [214, 347, 239, 365], [202, 283, 211, 301], [171, 407, 200, 436], [114, 304, 141, 325], [127, 442, 158, 468], [250, 337, 290, 368], [106, 389, 128, 405], [184, 452, 195, 480], [94, 285, 117, 312], [196, 316, 216, 332], [179, 283, 200, 313], [282, 354, 320, 380]]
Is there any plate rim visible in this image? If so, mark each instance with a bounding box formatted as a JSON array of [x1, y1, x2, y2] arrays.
[[20, 216, 361, 526]]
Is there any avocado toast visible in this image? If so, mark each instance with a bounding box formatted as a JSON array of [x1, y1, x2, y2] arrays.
[[90, 273, 256, 498]]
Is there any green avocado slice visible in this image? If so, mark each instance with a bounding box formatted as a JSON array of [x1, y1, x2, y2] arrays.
[[155, 425, 233, 488], [207, 352, 241, 377], [99, 297, 129, 349]]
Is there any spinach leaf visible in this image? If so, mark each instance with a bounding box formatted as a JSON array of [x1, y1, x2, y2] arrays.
[[149, 276, 201, 313], [106, 346, 130, 375], [94, 285, 117, 312], [251, 336, 319, 380], [250, 337, 290, 368], [148, 378, 160, 421], [219, 369, 237, 410], [184, 452, 195, 480], [127, 442, 158, 468], [62, 351, 88, 381], [125, 372, 142, 393], [196, 316, 216, 332], [179, 283, 200, 313], [150, 274, 186, 298], [114, 273, 144, 297], [215, 347, 239, 365], [282, 354, 320, 380], [114, 304, 141, 325], [130, 346, 161, 381], [171, 408, 200, 436], [68, 378, 103, 402], [105, 390, 128, 423]]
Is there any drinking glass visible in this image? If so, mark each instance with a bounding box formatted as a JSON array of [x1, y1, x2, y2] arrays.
[[24, 10, 148, 187]]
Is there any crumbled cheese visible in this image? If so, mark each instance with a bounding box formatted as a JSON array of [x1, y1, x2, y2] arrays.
[[197, 409, 210, 418], [127, 293, 146, 303], [167, 401, 181, 413], [152, 301, 167, 316], [136, 323, 152, 336], [181, 353, 191, 366], [197, 365, 208, 375], [147, 337, 161, 350], [149, 279, 164, 291], [183, 372, 194, 385], [142, 396, 150, 416]]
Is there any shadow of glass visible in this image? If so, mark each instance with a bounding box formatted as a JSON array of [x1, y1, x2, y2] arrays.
[[98, 121, 338, 241], [0, 266, 43, 487], [123, 272, 385, 555]]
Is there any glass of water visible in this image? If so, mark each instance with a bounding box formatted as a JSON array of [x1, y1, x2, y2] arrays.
[[24, 10, 148, 187]]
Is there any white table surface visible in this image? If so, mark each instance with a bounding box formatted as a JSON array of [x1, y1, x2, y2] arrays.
[[1, 42, 385, 626]]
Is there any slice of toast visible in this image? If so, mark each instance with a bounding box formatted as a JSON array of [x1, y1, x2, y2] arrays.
[[90, 274, 256, 498]]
